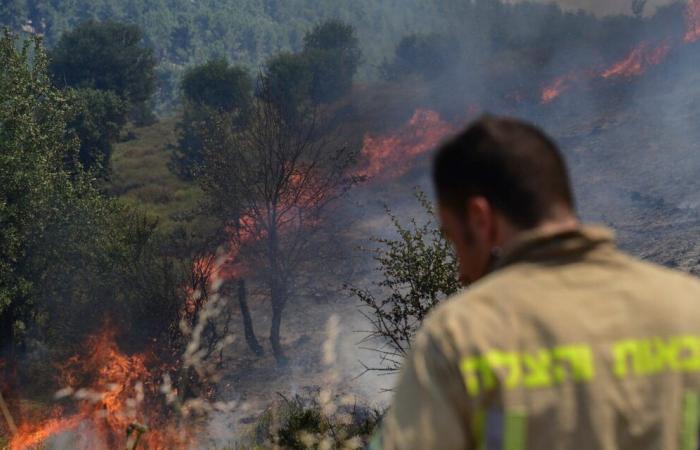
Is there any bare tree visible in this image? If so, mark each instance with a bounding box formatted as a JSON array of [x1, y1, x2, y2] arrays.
[[170, 251, 235, 399], [198, 78, 358, 364]]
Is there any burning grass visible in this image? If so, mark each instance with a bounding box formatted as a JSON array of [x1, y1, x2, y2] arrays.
[[600, 41, 671, 80], [358, 109, 456, 179], [540, 40, 671, 104], [5, 258, 242, 449], [541, 0, 700, 104], [8, 325, 193, 449], [686, 0, 700, 43]]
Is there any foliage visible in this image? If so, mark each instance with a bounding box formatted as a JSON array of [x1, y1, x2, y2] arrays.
[[0, 29, 87, 352], [0, 0, 26, 29], [349, 191, 459, 373], [181, 59, 254, 116], [2, 0, 673, 114], [0, 0, 439, 83], [261, 51, 314, 122], [260, 19, 361, 122], [303, 20, 362, 103], [0, 32, 205, 405], [49, 20, 156, 113], [243, 393, 381, 449], [172, 59, 254, 179], [68, 87, 128, 176]]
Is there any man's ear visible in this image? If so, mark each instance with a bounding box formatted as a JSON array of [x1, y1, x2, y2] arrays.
[[465, 196, 493, 240]]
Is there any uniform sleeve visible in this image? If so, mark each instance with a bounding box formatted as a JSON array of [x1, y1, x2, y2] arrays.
[[372, 326, 471, 450]]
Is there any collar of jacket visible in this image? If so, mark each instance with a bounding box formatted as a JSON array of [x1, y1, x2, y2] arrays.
[[490, 225, 616, 272]]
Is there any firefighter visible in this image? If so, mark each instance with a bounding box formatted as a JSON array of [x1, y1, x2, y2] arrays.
[[372, 116, 700, 450]]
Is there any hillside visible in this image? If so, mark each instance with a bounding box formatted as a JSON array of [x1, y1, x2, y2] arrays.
[[108, 116, 211, 234], [2, 0, 658, 114], [98, 38, 700, 442]]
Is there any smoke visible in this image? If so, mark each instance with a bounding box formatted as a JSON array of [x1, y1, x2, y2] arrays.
[[530, 0, 675, 16], [351, 0, 700, 268]]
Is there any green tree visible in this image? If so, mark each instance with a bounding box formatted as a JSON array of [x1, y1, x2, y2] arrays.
[[303, 20, 362, 103], [260, 20, 361, 121], [172, 58, 254, 179], [261, 51, 314, 123], [49, 20, 156, 114], [69, 88, 128, 176], [181, 58, 253, 116], [349, 192, 459, 373], [0, 30, 188, 370], [0, 30, 85, 354], [0, 0, 27, 29]]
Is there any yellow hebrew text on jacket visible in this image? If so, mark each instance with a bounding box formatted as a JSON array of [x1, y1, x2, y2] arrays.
[[460, 336, 700, 395], [460, 344, 594, 395]]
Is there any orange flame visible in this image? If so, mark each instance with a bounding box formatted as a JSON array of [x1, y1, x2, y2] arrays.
[[686, 0, 700, 43], [541, 72, 579, 103], [189, 168, 329, 294], [601, 41, 670, 79], [9, 326, 191, 450], [10, 414, 83, 450], [190, 111, 456, 295], [541, 40, 671, 104], [358, 109, 456, 179]]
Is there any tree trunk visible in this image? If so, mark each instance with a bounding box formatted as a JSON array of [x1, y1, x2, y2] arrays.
[[237, 279, 264, 356], [269, 288, 287, 366], [267, 212, 288, 366]]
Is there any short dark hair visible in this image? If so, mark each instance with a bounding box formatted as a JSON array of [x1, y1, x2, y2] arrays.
[[432, 115, 574, 229]]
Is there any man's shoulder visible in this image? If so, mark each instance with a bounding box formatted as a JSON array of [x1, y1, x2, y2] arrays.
[[422, 265, 533, 329], [615, 250, 700, 296], [420, 253, 700, 349], [420, 282, 510, 350]]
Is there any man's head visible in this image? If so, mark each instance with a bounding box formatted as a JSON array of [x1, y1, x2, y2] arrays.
[[433, 115, 578, 285]]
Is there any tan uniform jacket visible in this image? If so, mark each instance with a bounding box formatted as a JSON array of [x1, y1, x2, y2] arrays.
[[375, 227, 700, 450]]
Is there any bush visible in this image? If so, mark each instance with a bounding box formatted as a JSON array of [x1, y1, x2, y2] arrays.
[[349, 192, 459, 373], [68, 87, 128, 176], [242, 393, 381, 449]]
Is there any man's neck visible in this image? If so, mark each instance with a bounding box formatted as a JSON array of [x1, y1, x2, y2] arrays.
[[498, 208, 579, 253]]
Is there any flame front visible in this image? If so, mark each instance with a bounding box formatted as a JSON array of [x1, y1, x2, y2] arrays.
[[686, 0, 700, 43], [10, 415, 83, 450], [601, 41, 670, 79], [358, 109, 456, 179], [541, 72, 581, 104], [9, 326, 191, 450], [540, 40, 671, 103]]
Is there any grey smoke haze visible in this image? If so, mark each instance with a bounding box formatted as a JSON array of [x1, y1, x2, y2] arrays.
[[530, 0, 675, 15]]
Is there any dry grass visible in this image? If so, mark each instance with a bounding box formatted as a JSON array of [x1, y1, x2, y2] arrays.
[[108, 116, 214, 235]]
